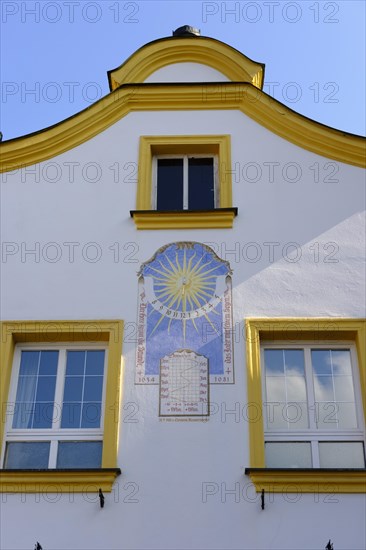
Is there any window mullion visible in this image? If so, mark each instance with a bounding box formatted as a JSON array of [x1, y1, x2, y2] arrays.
[[53, 348, 66, 430], [310, 439, 319, 467], [183, 156, 189, 210], [213, 155, 218, 207], [152, 156, 158, 209], [48, 440, 58, 468], [304, 346, 317, 430]]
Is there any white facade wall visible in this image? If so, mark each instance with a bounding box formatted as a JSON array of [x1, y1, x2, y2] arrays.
[[144, 62, 230, 82], [1, 108, 365, 548]]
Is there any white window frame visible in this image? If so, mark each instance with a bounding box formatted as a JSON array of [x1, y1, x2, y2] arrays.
[[152, 154, 218, 210], [1, 342, 108, 469], [261, 341, 366, 468]]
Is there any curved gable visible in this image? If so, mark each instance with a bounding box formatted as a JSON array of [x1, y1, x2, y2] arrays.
[[107, 36, 265, 90], [0, 33, 364, 171]]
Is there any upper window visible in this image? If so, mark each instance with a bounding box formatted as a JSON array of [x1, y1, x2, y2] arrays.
[[3, 346, 106, 470], [262, 345, 365, 469], [131, 135, 237, 229], [245, 319, 366, 493], [0, 320, 123, 493], [154, 155, 216, 211]]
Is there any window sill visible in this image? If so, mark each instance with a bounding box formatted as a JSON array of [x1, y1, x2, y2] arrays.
[[0, 468, 121, 493], [245, 468, 366, 493], [130, 208, 238, 229]]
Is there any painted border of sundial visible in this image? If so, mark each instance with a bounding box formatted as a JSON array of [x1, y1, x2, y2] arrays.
[[135, 242, 234, 385]]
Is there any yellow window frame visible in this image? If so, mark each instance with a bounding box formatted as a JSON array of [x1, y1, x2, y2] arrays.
[[245, 318, 366, 493], [132, 134, 235, 229], [0, 320, 123, 493]]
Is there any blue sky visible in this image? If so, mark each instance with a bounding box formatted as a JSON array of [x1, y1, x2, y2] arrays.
[[1, 1, 365, 140]]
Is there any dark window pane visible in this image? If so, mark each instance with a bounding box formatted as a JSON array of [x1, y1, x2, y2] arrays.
[[14, 351, 57, 429], [63, 376, 84, 401], [36, 376, 57, 402], [157, 159, 183, 210], [39, 351, 59, 375], [57, 441, 102, 468], [66, 351, 85, 375], [84, 376, 103, 401], [19, 351, 40, 376], [85, 351, 105, 375], [33, 402, 54, 428], [13, 402, 34, 429], [188, 158, 214, 210], [61, 403, 81, 428], [4, 442, 50, 469], [81, 403, 102, 428], [15, 376, 37, 407]]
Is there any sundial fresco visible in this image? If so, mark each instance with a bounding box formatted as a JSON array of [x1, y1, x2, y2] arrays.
[[135, 242, 234, 415]]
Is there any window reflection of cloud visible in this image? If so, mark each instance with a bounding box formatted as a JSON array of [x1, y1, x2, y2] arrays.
[[334, 376, 355, 401], [331, 350, 352, 375], [284, 350, 305, 376]]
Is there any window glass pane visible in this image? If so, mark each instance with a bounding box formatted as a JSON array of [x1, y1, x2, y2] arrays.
[[81, 403, 102, 428], [316, 402, 338, 429], [264, 349, 308, 429], [286, 376, 307, 401], [312, 348, 357, 430], [334, 375, 355, 401], [63, 376, 83, 401], [38, 351, 59, 375], [337, 403, 357, 429], [14, 377, 36, 428], [13, 351, 57, 429], [264, 350, 284, 374], [188, 158, 214, 209], [265, 402, 289, 430], [286, 402, 308, 430], [331, 350, 352, 375], [57, 441, 102, 468], [319, 442, 365, 468], [311, 350, 332, 375], [157, 159, 183, 210], [61, 403, 82, 428], [66, 351, 85, 375], [314, 375, 334, 401], [62, 350, 104, 429], [4, 442, 50, 469], [284, 350, 305, 376], [33, 402, 55, 429], [266, 377, 286, 401], [19, 351, 39, 376], [265, 442, 312, 468], [84, 376, 103, 401], [266, 402, 309, 430], [35, 376, 57, 402], [85, 351, 105, 375]]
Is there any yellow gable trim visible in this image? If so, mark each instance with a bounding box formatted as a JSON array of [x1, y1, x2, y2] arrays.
[[1, 84, 365, 173], [107, 37, 265, 90]]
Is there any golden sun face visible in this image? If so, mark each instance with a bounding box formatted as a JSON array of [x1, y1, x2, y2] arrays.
[[147, 248, 222, 341]]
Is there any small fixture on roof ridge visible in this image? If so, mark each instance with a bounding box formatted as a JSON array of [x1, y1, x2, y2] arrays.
[[173, 25, 201, 37]]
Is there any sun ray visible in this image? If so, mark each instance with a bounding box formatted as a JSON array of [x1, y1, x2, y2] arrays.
[[149, 311, 167, 336], [203, 313, 221, 335]]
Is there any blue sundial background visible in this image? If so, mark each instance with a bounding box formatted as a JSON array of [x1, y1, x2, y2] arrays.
[[141, 243, 231, 376]]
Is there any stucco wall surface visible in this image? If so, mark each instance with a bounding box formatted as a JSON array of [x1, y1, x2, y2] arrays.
[[0, 108, 365, 550]]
